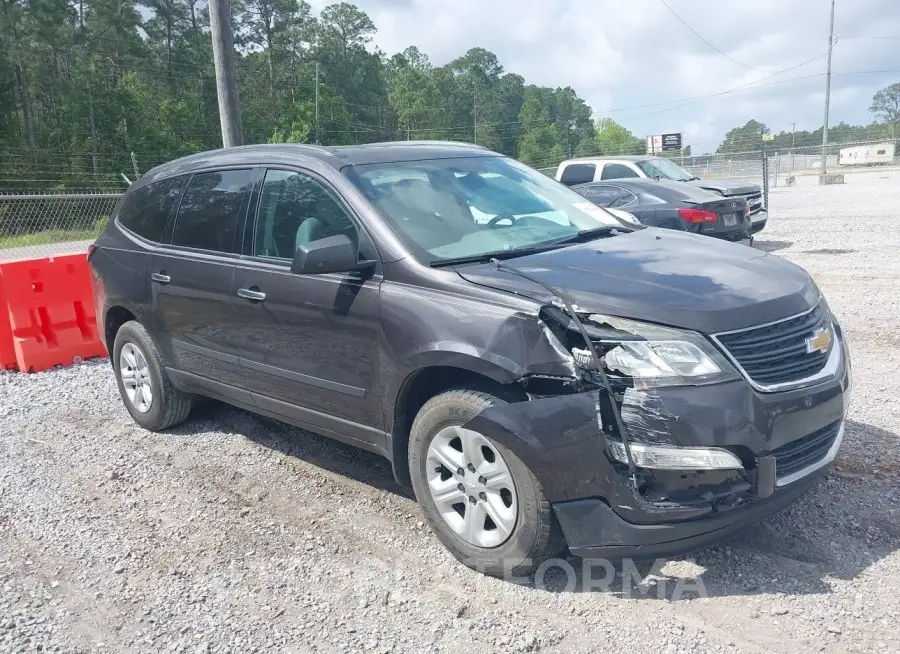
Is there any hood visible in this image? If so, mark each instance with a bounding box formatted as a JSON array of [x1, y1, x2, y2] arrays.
[[688, 178, 760, 196], [456, 228, 819, 334]]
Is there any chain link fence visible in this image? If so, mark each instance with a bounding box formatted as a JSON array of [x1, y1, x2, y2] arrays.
[[1, 138, 898, 260], [0, 191, 122, 260]]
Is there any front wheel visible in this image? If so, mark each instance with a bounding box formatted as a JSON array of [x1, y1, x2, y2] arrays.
[[409, 387, 565, 577]]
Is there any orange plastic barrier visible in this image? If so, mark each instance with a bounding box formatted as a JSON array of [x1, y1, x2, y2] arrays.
[[0, 253, 106, 372], [0, 273, 15, 370]]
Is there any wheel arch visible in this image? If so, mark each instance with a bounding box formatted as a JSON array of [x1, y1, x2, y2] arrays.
[[388, 358, 527, 487], [103, 301, 142, 358]]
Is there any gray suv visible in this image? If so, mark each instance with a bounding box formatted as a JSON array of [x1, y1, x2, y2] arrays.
[[89, 141, 849, 577]]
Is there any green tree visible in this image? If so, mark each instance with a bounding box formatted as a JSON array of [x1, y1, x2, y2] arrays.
[[716, 119, 769, 153], [595, 118, 643, 155], [315, 2, 386, 141], [516, 87, 564, 166], [388, 54, 449, 140], [870, 82, 900, 136]]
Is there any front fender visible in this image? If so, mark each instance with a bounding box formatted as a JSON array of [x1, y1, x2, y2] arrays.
[[462, 391, 616, 502]]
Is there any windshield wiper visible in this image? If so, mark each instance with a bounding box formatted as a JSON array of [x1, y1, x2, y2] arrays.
[[429, 243, 567, 268]]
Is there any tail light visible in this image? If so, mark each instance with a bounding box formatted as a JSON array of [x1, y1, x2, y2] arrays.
[[677, 207, 718, 224]]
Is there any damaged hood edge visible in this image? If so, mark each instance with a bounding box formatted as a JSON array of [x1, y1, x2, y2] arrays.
[[456, 229, 820, 334]]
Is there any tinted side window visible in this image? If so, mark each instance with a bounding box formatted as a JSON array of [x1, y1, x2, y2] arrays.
[[611, 189, 638, 208], [117, 176, 185, 242], [579, 185, 621, 207], [600, 163, 640, 180], [253, 169, 357, 260], [560, 163, 596, 186], [172, 170, 254, 252]]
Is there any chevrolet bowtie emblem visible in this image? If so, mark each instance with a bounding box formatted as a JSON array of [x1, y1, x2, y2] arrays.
[[805, 327, 832, 354]]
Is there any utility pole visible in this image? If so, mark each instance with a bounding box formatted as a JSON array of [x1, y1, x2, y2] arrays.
[[314, 61, 320, 145], [473, 89, 477, 145], [821, 0, 836, 175], [790, 122, 797, 176], [208, 0, 243, 147]]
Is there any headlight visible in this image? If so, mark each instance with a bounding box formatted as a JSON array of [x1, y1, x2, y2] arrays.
[[575, 314, 739, 387], [608, 441, 743, 470]]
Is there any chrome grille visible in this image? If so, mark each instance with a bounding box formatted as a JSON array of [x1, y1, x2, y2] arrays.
[[714, 304, 833, 387]]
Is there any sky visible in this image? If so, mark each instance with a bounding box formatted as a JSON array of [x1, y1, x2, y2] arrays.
[[309, 0, 900, 153]]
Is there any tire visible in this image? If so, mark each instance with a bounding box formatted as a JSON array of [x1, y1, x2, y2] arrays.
[[409, 387, 566, 578], [112, 320, 193, 431]]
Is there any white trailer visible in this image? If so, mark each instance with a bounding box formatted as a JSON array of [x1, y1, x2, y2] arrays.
[[838, 142, 895, 166]]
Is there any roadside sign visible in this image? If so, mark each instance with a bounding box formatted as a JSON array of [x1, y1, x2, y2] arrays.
[[647, 133, 683, 153], [661, 133, 682, 151]]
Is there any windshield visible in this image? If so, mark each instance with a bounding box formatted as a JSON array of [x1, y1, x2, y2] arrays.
[[637, 157, 696, 182], [344, 156, 632, 265]]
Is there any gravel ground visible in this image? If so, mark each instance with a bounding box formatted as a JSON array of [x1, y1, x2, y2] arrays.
[[2, 176, 900, 653]]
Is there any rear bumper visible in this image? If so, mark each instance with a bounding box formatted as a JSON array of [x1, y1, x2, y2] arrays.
[[554, 465, 826, 560], [750, 209, 769, 234]]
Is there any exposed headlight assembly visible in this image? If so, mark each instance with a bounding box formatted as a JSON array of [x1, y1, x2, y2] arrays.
[[574, 314, 739, 387]]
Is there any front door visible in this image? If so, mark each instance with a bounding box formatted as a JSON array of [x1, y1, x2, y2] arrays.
[[229, 168, 384, 449], [150, 168, 256, 390]]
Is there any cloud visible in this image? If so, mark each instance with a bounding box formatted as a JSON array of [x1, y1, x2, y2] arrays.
[[311, 0, 900, 152]]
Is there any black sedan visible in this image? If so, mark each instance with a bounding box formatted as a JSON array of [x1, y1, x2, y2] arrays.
[[573, 179, 752, 243]]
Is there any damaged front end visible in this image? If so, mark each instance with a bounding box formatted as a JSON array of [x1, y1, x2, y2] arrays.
[[538, 306, 763, 509], [453, 260, 848, 559], [463, 297, 804, 542]]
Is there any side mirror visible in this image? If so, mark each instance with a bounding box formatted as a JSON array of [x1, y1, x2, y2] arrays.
[[291, 234, 375, 275]]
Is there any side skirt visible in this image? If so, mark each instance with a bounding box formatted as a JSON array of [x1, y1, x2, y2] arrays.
[[166, 367, 391, 459]]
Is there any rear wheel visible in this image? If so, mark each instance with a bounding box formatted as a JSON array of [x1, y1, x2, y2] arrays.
[[113, 321, 193, 431], [409, 387, 565, 577]]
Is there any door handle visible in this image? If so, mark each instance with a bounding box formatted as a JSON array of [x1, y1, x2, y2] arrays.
[[237, 288, 266, 302], [150, 272, 171, 284]]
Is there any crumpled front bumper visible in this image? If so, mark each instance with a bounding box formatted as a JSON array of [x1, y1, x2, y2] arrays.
[[553, 465, 826, 560], [461, 323, 851, 560]]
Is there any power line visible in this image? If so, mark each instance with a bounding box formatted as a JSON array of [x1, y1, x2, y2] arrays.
[[658, 0, 774, 73], [837, 35, 900, 40]]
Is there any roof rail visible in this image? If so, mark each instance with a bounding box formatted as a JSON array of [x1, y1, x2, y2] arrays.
[[388, 139, 489, 151]]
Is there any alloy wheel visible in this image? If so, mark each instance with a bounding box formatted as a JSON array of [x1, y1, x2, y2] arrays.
[[425, 425, 518, 548], [119, 343, 153, 414]]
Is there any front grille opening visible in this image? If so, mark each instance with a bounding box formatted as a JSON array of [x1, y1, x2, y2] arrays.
[[715, 304, 832, 387], [772, 421, 841, 479]]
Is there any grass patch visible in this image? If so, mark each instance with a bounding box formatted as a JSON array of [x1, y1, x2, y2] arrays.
[[0, 217, 107, 250], [0, 227, 100, 250]]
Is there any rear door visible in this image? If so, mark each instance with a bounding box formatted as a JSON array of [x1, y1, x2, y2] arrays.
[[580, 184, 653, 225], [599, 163, 642, 181], [228, 167, 385, 449], [150, 168, 256, 390], [578, 184, 622, 208]]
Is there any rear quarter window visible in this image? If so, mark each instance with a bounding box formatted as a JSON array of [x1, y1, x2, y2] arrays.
[[559, 163, 596, 186], [117, 176, 186, 242]]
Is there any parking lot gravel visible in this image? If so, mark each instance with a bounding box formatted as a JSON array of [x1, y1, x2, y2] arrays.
[[2, 170, 899, 653]]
